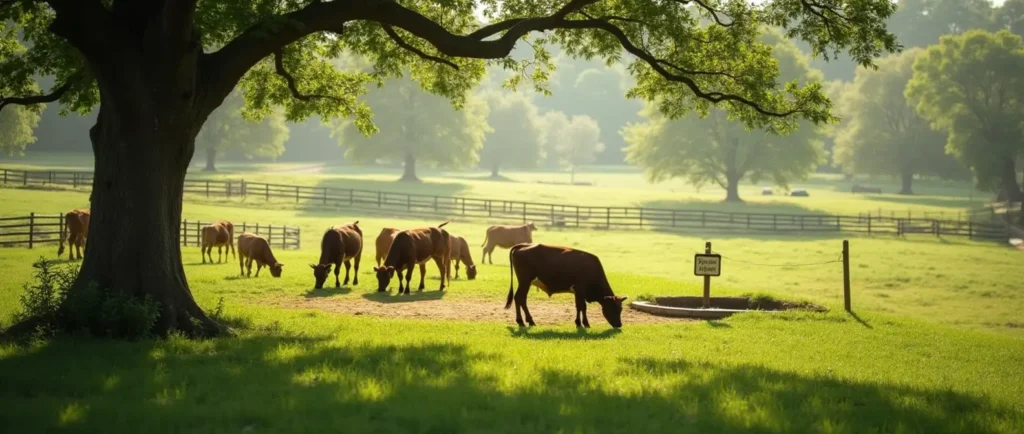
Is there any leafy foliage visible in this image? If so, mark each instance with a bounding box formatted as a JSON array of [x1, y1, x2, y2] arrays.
[[833, 48, 966, 191], [196, 90, 290, 170], [0, 104, 40, 155], [537, 111, 603, 173], [479, 90, 544, 175], [906, 30, 1024, 195]]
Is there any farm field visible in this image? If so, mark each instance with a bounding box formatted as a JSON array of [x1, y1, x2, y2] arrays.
[[1, 160, 1022, 433]]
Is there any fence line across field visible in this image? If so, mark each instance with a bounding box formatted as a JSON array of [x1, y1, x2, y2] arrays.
[[0, 168, 1014, 242], [0, 212, 301, 250]]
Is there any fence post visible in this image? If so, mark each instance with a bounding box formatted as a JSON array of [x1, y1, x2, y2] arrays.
[[407, 195, 411, 211], [59, 213, 65, 246], [295, 186, 300, 203], [639, 208, 644, 228], [323, 188, 328, 206], [2, 169, 6, 185], [550, 205, 555, 225], [72, 172, 78, 189], [843, 240, 851, 312], [487, 200, 492, 217], [348, 189, 353, 206], [867, 215, 872, 234], [265, 184, 270, 201], [968, 221, 973, 240], [29, 212, 35, 249], [196, 221, 201, 247], [462, 198, 466, 216], [227, 180, 232, 198], [378, 191, 382, 208], [522, 203, 527, 223], [206, 180, 210, 198], [576, 207, 580, 228], [606, 207, 611, 228], [702, 211, 707, 228], [184, 220, 188, 246], [799, 215, 804, 231], [702, 241, 712, 308], [434, 196, 438, 212]]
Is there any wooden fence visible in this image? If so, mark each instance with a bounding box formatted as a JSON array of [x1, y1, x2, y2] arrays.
[[0, 168, 1013, 242], [0, 212, 301, 250]]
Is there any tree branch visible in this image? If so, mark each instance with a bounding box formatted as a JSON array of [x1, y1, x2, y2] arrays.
[[381, 24, 459, 70], [272, 50, 343, 103], [0, 72, 80, 113], [671, 0, 734, 27]]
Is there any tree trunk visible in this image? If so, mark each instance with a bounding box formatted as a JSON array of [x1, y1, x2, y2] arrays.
[[724, 178, 743, 202], [400, 151, 420, 182], [77, 105, 221, 337], [999, 157, 1023, 201], [490, 163, 500, 179], [899, 170, 914, 195], [204, 147, 217, 172]]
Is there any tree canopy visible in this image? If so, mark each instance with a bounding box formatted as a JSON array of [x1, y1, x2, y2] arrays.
[[333, 76, 489, 182], [0, 104, 40, 155], [0, 0, 900, 336], [906, 29, 1024, 199], [624, 31, 826, 202], [479, 90, 544, 178], [833, 48, 965, 194], [195, 90, 289, 171]]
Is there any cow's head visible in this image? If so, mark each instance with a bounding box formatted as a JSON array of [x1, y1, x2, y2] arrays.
[[309, 263, 332, 288], [466, 264, 478, 280], [373, 266, 396, 291], [270, 263, 284, 278], [527, 222, 538, 231], [599, 296, 628, 328]]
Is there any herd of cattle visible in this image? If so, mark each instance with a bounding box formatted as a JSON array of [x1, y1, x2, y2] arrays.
[[57, 210, 628, 328]]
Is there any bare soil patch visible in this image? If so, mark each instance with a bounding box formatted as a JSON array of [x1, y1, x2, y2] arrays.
[[269, 294, 688, 325]]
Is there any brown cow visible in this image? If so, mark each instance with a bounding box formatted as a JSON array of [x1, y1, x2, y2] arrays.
[[506, 243, 627, 328], [58, 209, 90, 261], [481, 222, 537, 264], [310, 221, 363, 289], [238, 233, 283, 278], [374, 222, 451, 294], [448, 234, 477, 280], [201, 220, 235, 264], [375, 227, 401, 266]]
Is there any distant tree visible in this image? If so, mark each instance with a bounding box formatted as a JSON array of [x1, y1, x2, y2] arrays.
[[907, 30, 1024, 200], [994, 0, 1024, 37], [195, 91, 289, 171], [834, 48, 963, 194], [558, 115, 603, 184], [624, 34, 826, 202], [334, 77, 488, 182], [479, 91, 544, 178], [0, 105, 41, 155]]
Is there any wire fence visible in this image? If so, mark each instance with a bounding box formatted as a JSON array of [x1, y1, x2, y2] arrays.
[[0, 213, 301, 250], [0, 167, 1015, 242]]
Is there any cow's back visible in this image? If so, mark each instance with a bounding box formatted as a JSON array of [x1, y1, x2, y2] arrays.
[[488, 225, 531, 247], [238, 233, 259, 255], [334, 225, 362, 258], [512, 244, 607, 296]]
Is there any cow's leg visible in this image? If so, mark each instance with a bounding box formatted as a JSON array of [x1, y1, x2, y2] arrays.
[[76, 237, 84, 260], [333, 261, 342, 288], [575, 292, 590, 328], [403, 266, 413, 294], [217, 245, 223, 263], [343, 260, 351, 285], [255, 262, 262, 277], [239, 254, 245, 276], [246, 258, 253, 277], [454, 259, 461, 279], [432, 257, 446, 291], [202, 246, 208, 264], [482, 243, 493, 265], [352, 253, 360, 286], [417, 262, 427, 291], [514, 281, 535, 327]]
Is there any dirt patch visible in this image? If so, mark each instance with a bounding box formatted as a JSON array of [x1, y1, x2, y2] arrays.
[[268, 294, 688, 325]]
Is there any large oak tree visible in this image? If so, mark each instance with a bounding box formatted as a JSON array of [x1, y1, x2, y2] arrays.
[[0, 0, 898, 336]]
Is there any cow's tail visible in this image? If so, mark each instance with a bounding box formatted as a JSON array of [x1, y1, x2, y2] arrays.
[[443, 231, 452, 288], [57, 213, 68, 256], [505, 244, 523, 309], [438, 221, 449, 228], [480, 232, 488, 248]]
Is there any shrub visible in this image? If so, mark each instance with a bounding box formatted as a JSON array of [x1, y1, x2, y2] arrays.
[[635, 293, 657, 303], [14, 258, 77, 333]]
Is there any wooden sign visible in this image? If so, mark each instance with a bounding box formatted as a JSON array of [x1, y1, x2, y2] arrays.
[[694, 254, 721, 277]]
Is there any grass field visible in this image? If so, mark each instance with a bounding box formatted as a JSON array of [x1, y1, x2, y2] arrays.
[[1, 155, 1023, 433]]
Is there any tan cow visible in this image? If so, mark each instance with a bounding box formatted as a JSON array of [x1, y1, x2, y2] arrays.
[[201, 220, 235, 264], [481, 222, 538, 264], [373, 222, 451, 294], [58, 209, 90, 261], [448, 234, 477, 280], [310, 221, 363, 289], [238, 233, 283, 278], [375, 227, 401, 266]]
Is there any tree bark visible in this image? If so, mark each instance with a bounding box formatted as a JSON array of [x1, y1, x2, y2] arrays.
[[400, 151, 420, 182], [204, 147, 217, 172], [490, 163, 500, 179], [724, 178, 743, 202], [999, 157, 1023, 201], [899, 170, 914, 195]]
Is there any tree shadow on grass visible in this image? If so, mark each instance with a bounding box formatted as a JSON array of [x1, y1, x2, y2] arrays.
[[0, 331, 1017, 433], [361, 290, 446, 303], [305, 287, 353, 298], [506, 326, 622, 341]]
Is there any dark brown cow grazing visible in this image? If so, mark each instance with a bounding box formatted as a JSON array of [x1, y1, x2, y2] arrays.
[[374, 222, 451, 294], [238, 233, 283, 278], [481, 222, 537, 264], [506, 243, 627, 328], [310, 221, 363, 289], [375, 227, 401, 266], [201, 220, 235, 264], [448, 234, 477, 280], [58, 209, 90, 261]]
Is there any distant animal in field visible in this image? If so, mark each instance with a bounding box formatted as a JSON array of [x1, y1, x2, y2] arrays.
[[852, 184, 883, 194], [481, 222, 537, 264], [375, 227, 401, 266], [201, 220, 235, 264], [311, 221, 363, 289], [374, 222, 451, 293], [238, 233, 283, 278], [448, 234, 477, 280], [58, 209, 90, 261], [506, 243, 627, 328], [789, 189, 810, 197]]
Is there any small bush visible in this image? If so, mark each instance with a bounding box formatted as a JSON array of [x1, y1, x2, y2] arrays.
[[14, 258, 78, 333], [98, 291, 159, 340], [635, 293, 657, 303]]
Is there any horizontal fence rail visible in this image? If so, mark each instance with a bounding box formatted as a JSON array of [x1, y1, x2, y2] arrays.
[[0, 212, 300, 250], [0, 168, 1014, 242]]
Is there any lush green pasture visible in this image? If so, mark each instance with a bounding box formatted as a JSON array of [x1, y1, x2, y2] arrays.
[[1, 151, 984, 218]]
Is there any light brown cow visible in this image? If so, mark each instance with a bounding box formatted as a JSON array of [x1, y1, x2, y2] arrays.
[[201, 220, 235, 264], [373, 222, 451, 294], [481, 222, 538, 264], [448, 234, 477, 280], [375, 227, 401, 266], [58, 209, 90, 261], [310, 221, 363, 289], [238, 233, 283, 278]]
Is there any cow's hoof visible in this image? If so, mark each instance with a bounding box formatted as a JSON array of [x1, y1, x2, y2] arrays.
[[527, 321, 536, 327], [516, 322, 526, 328]]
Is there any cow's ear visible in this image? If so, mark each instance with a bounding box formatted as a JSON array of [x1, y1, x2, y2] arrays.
[[372, 266, 380, 272], [387, 266, 395, 271], [278, 263, 284, 267], [309, 264, 317, 269]]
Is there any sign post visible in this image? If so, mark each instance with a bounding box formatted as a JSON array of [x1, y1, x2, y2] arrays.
[[694, 241, 721, 308]]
